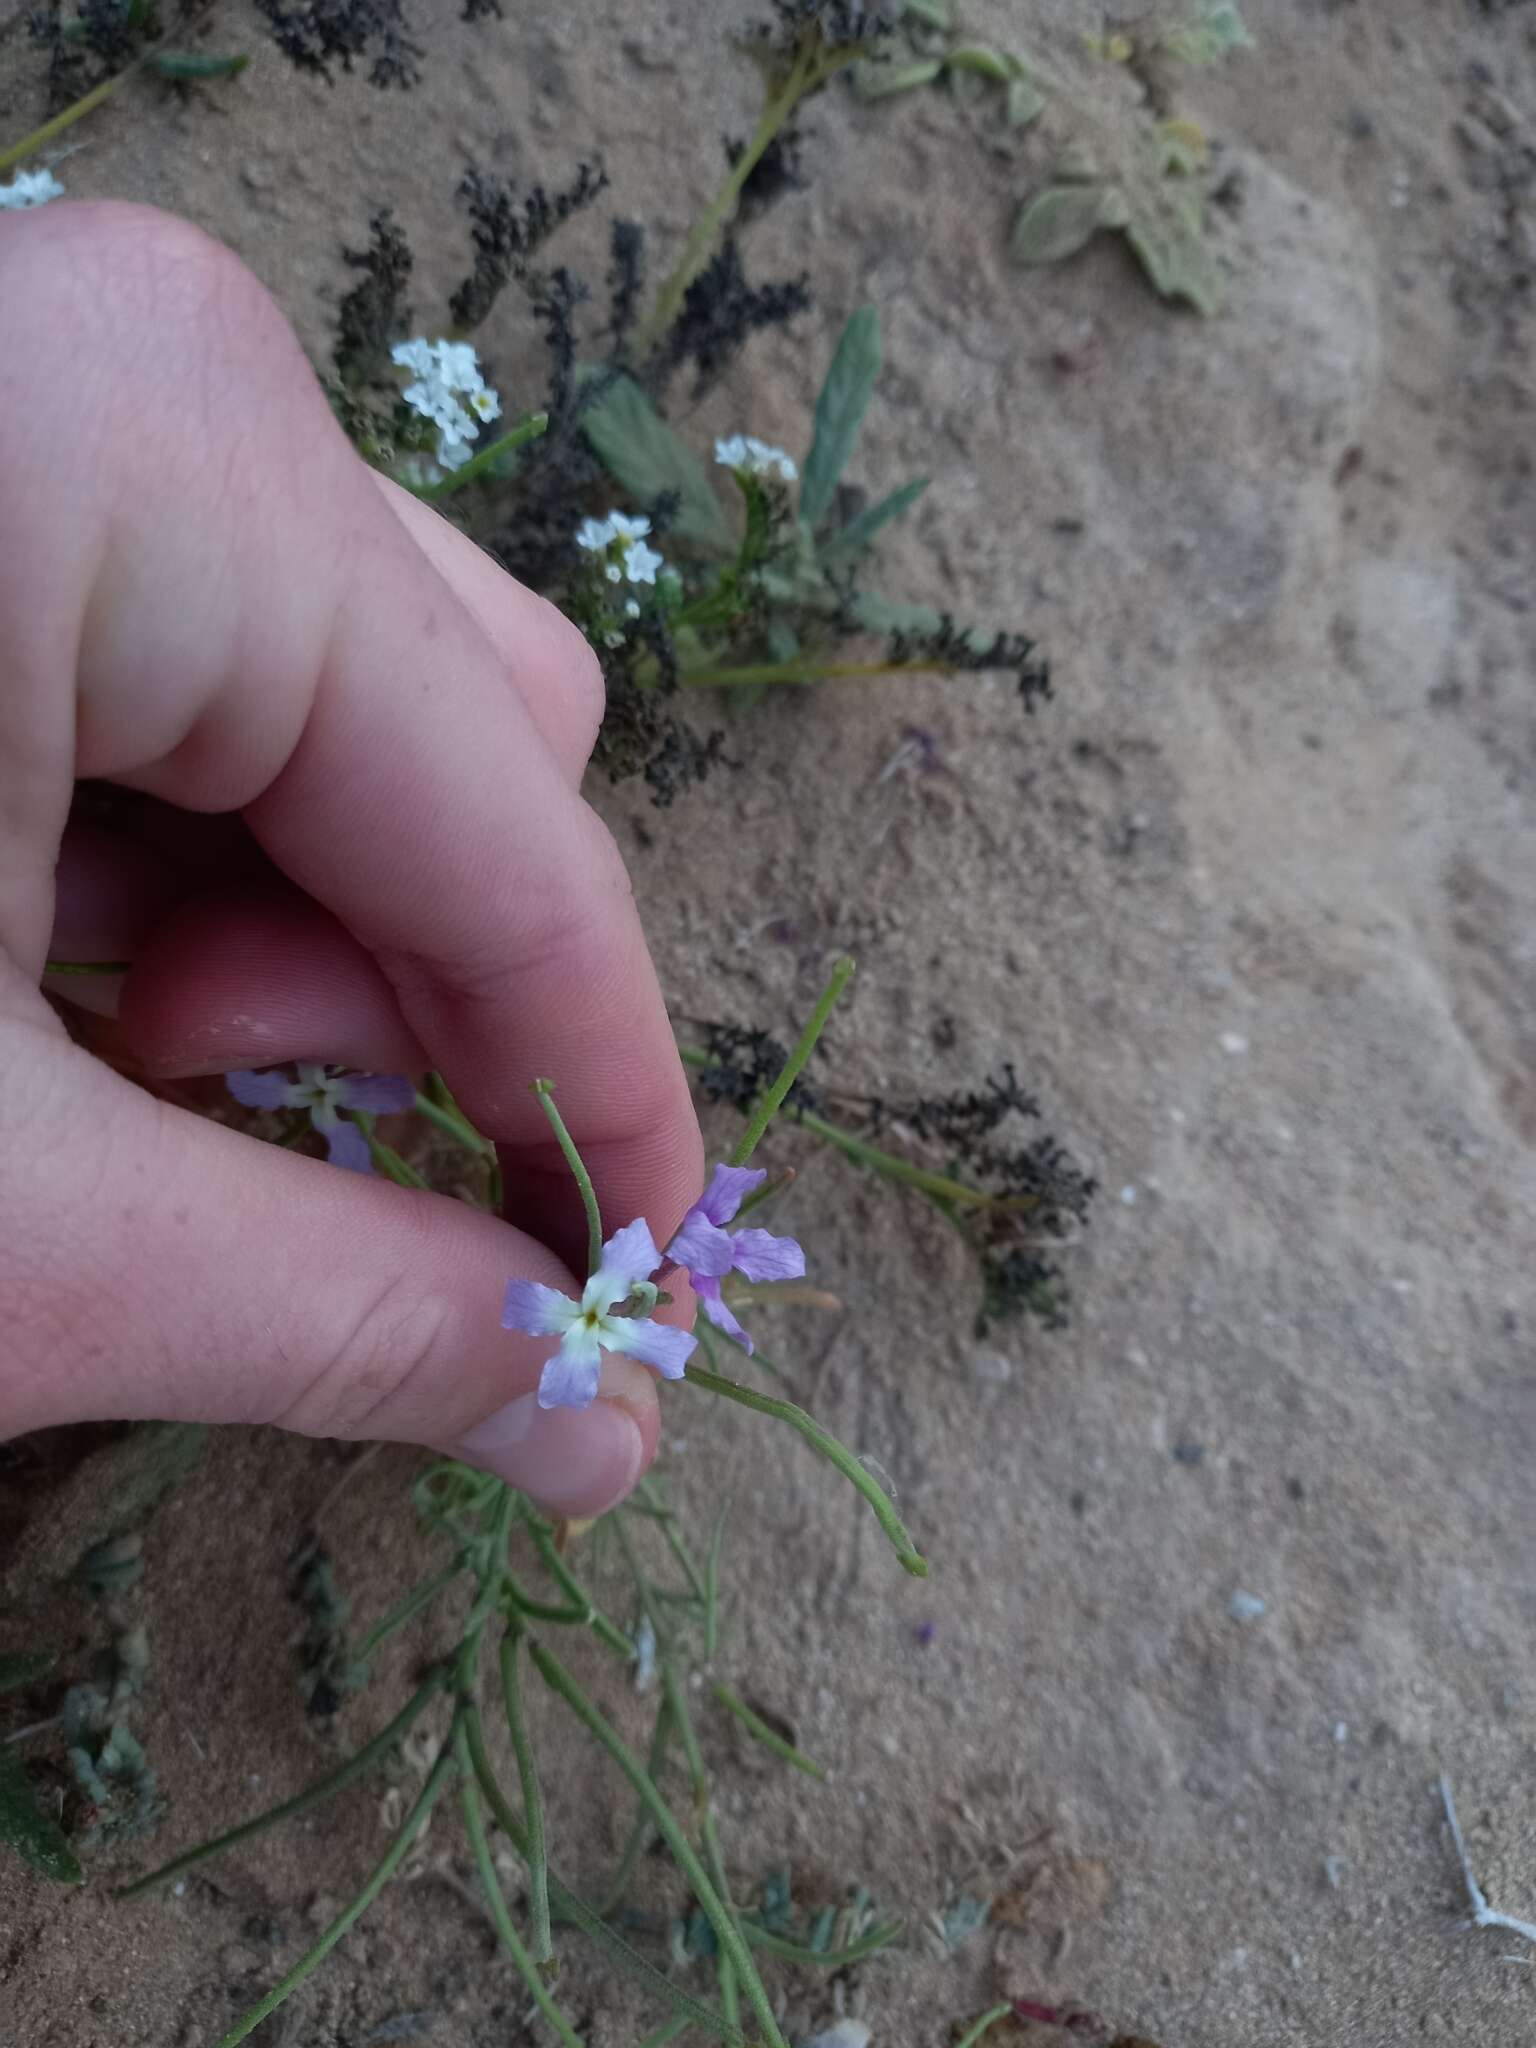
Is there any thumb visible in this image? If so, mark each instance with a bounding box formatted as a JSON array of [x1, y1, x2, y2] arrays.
[[0, 984, 661, 1520]]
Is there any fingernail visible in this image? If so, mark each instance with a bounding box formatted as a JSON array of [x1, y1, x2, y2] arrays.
[[456, 1393, 644, 1519]]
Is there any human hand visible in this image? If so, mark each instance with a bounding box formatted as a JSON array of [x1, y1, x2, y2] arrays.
[[0, 201, 703, 1518]]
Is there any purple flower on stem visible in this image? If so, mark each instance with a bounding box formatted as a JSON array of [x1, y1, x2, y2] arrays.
[[226, 1062, 415, 1174], [502, 1218, 698, 1411], [666, 1164, 805, 1354]]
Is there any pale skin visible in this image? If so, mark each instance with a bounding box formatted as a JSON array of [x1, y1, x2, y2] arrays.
[[0, 201, 703, 1518]]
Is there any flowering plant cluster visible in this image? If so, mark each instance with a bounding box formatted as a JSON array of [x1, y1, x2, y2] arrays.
[[390, 335, 501, 471]]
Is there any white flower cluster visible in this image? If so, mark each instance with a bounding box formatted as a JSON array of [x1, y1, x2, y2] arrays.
[[575, 509, 665, 586], [714, 434, 798, 483], [390, 337, 501, 472], [0, 167, 64, 211]]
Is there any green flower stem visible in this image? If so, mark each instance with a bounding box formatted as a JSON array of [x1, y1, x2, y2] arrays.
[[703, 1503, 728, 1663], [954, 2006, 1015, 2048], [462, 1701, 743, 2046], [530, 1637, 789, 2048], [683, 1357, 928, 1580], [637, 2019, 693, 2048], [525, 1519, 633, 1657], [213, 1744, 458, 2048], [796, 1109, 1037, 1211], [0, 52, 151, 177], [709, 1683, 824, 1780], [41, 958, 131, 976], [354, 1560, 465, 1664], [453, 1723, 584, 2047], [116, 1670, 447, 1899], [502, 1568, 589, 1626], [413, 1089, 494, 1155], [742, 1920, 900, 1967], [404, 412, 549, 500], [353, 1113, 432, 1189], [719, 1951, 741, 2031], [532, 1078, 603, 1274], [729, 958, 853, 1170], [676, 657, 956, 690], [634, 1477, 709, 1605], [497, 1632, 552, 1964], [633, 32, 861, 356], [598, 1700, 674, 1913]]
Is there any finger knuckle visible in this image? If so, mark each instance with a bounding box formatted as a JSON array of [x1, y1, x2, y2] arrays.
[[278, 1276, 456, 1440]]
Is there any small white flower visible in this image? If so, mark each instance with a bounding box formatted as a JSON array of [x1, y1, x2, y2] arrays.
[[0, 167, 64, 210], [576, 509, 665, 587], [624, 598, 641, 618], [622, 537, 664, 584], [392, 336, 500, 471], [714, 433, 797, 483]]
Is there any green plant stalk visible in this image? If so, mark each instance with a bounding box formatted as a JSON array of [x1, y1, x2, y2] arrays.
[[525, 1520, 633, 1657], [703, 1503, 728, 1663], [729, 957, 853, 1170], [453, 1724, 584, 2048], [637, 2019, 693, 2048], [797, 1109, 1038, 1212], [633, 33, 857, 357], [461, 1702, 743, 2046], [676, 656, 970, 689], [117, 1670, 446, 1898], [402, 411, 549, 500], [0, 51, 151, 176], [635, 1478, 709, 1604], [497, 1632, 552, 1964], [413, 1089, 493, 1155], [214, 1744, 457, 2048], [533, 1079, 604, 1273], [685, 1350, 928, 1579], [955, 2005, 1015, 2048], [354, 1560, 465, 1664], [353, 1113, 432, 1189], [41, 958, 131, 975], [709, 1682, 823, 1780], [599, 1699, 674, 1913], [743, 1920, 900, 1966], [530, 1637, 789, 2048]]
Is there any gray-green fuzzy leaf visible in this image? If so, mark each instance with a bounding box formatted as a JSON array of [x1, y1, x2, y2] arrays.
[[800, 307, 882, 531], [826, 477, 929, 557], [580, 374, 733, 552], [0, 1749, 83, 1884], [1009, 184, 1116, 268]]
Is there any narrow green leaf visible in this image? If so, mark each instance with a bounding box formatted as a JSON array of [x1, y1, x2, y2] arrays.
[[579, 373, 733, 551], [1005, 74, 1047, 129], [147, 50, 250, 79], [800, 306, 882, 530], [0, 1748, 83, 1883], [1010, 184, 1116, 268], [0, 1652, 56, 1695], [826, 476, 929, 557], [854, 55, 945, 100]]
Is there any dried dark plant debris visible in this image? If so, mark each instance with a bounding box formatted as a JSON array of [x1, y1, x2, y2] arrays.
[[647, 236, 812, 393], [724, 123, 809, 217], [289, 1535, 365, 1716], [26, 0, 160, 109], [695, 1021, 826, 1119], [449, 160, 609, 331], [334, 209, 413, 378], [254, 0, 422, 88], [887, 615, 1053, 713]]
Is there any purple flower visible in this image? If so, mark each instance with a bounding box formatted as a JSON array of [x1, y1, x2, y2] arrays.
[[502, 1217, 698, 1411], [666, 1164, 805, 1355], [226, 1062, 415, 1174]]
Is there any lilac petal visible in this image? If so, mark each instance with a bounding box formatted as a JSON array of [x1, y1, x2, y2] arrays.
[[537, 1328, 604, 1410], [698, 1286, 753, 1355], [322, 1119, 373, 1174], [728, 1227, 806, 1285], [227, 1068, 301, 1112], [666, 1209, 738, 1281], [593, 1217, 662, 1303], [698, 1163, 766, 1227], [338, 1071, 416, 1114], [502, 1278, 578, 1337], [604, 1315, 697, 1381]]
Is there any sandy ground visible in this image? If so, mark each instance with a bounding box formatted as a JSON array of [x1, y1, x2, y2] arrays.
[[3, 2, 1536, 2043]]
